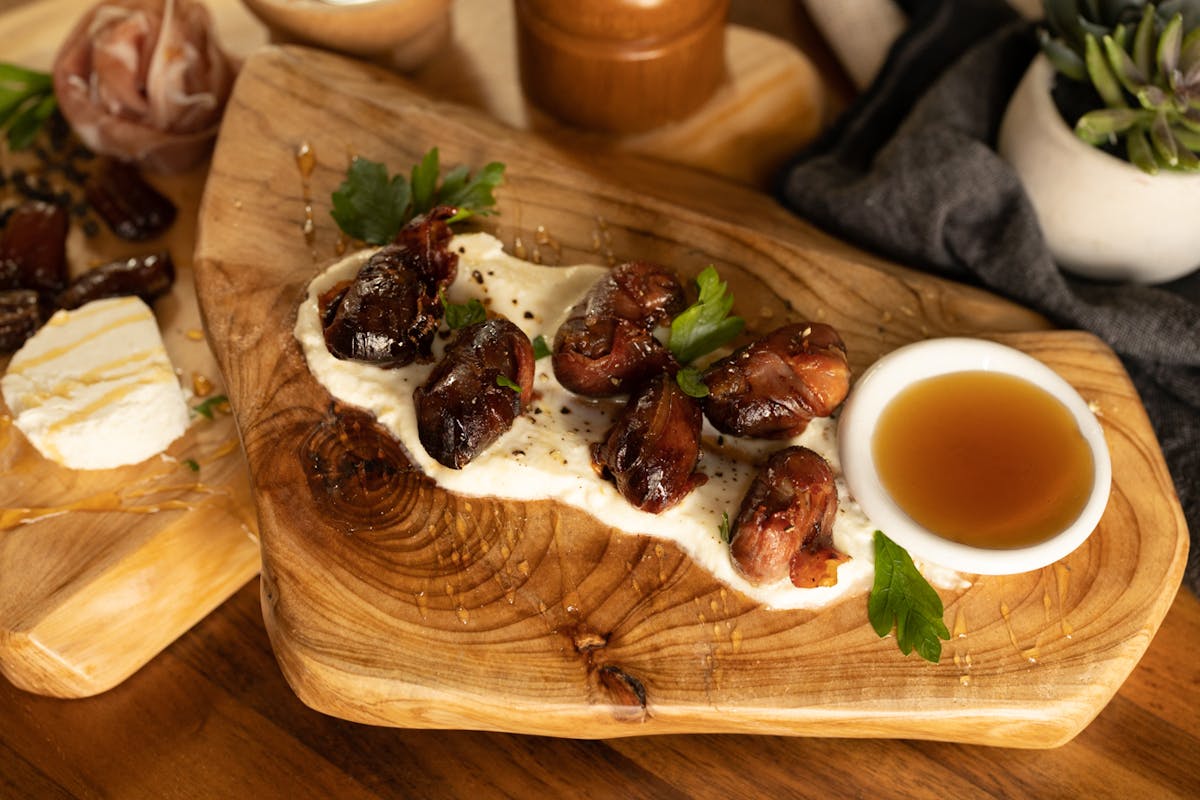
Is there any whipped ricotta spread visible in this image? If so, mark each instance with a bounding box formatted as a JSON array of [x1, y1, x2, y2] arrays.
[[2, 295, 189, 470], [296, 233, 963, 610]]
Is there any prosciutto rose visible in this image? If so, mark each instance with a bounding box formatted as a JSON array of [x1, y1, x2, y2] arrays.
[[52, 0, 236, 173]]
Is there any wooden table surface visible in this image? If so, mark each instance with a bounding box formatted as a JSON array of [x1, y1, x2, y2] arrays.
[[2, 1, 1198, 797]]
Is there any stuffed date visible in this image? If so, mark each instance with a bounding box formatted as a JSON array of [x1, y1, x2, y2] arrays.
[[414, 318, 535, 469], [729, 446, 848, 588], [591, 372, 707, 513], [703, 322, 849, 439], [320, 207, 458, 368], [552, 261, 684, 396]]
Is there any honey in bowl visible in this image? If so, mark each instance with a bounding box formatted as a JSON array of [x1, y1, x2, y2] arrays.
[[871, 371, 1095, 550]]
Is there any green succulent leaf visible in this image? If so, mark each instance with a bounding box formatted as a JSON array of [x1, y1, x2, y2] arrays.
[[1171, 120, 1200, 147], [1076, 107, 1152, 142], [1134, 3, 1159, 75], [1127, 127, 1161, 172], [1087, 33, 1129, 106], [1042, 29, 1089, 79], [1151, 110, 1181, 164], [1160, 13, 1185, 79], [1105, 33, 1149, 92], [1182, 26, 1200, 73]]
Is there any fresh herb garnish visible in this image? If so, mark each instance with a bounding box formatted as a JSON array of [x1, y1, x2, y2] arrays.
[[668, 265, 743, 397], [867, 530, 951, 663], [192, 394, 228, 420], [675, 366, 709, 398], [718, 511, 732, 544], [496, 374, 521, 393], [0, 63, 58, 151], [330, 147, 505, 244], [439, 289, 486, 330], [668, 265, 744, 366], [182, 458, 200, 473], [532, 334, 551, 360]]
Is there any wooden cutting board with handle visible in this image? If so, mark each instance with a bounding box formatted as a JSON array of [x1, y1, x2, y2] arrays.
[[194, 45, 1187, 747]]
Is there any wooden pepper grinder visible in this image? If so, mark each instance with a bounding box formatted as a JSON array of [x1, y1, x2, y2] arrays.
[[515, 0, 730, 134]]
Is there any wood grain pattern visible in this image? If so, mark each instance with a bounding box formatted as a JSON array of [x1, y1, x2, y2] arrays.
[[0, 0, 267, 699], [194, 46, 1187, 747]]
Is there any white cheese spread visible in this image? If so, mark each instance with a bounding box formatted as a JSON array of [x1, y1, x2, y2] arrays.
[[296, 233, 964, 610], [1, 296, 189, 470]]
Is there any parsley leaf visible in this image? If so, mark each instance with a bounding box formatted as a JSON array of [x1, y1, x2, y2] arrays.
[[532, 334, 551, 360], [192, 394, 229, 420], [496, 374, 521, 393], [329, 147, 505, 243], [868, 531, 951, 663], [440, 289, 486, 330], [182, 458, 200, 473], [718, 512, 732, 544], [668, 266, 745, 365], [330, 158, 411, 245], [0, 62, 57, 151], [675, 366, 709, 398]]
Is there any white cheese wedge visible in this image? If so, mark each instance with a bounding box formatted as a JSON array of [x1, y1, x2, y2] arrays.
[[1, 296, 189, 470]]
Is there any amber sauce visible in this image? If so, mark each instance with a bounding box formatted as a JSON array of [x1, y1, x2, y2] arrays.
[[872, 371, 1093, 549]]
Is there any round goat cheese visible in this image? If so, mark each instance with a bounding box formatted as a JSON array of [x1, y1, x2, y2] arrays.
[[1, 296, 189, 470]]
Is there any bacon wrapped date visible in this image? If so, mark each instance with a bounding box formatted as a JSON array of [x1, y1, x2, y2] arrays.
[[320, 208, 458, 368], [414, 318, 535, 469], [591, 372, 707, 513], [0, 201, 69, 296], [729, 446, 847, 587], [702, 322, 849, 439], [552, 261, 684, 396], [57, 252, 174, 310]]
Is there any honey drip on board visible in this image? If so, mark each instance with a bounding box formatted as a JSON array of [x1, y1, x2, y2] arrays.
[[1000, 601, 1040, 664], [1054, 563, 1074, 637], [296, 142, 317, 256]]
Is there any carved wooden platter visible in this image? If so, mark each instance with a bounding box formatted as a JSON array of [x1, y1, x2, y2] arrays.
[[194, 46, 1188, 747]]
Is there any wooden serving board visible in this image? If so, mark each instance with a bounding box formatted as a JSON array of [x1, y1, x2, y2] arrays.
[[0, 0, 266, 698], [194, 46, 1187, 747]]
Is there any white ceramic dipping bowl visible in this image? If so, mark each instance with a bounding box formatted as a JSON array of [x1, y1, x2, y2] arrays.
[[837, 338, 1111, 575]]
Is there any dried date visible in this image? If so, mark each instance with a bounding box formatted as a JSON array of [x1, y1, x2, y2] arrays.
[[321, 208, 459, 368], [414, 318, 535, 469], [552, 261, 685, 397], [703, 322, 850, 439], [729, 446, 847, 587], [0, 201, 69, 295], [0, 290, 44, 353], [56, 252, 174, 310], [84, 159, 176, 240], [591, 372, 707, 513]]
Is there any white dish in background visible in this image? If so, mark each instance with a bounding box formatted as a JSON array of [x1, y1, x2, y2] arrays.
[[838, 337, 1112, 576]]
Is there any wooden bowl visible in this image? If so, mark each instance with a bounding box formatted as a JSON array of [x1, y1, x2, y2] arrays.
[[515, 0, 730, 133], [239, 0, 452, 71]]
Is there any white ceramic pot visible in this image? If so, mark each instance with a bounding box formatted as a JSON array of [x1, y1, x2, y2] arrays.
[[998, 54, 1200, 284]]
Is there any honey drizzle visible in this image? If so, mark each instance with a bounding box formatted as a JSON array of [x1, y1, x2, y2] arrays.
[[296, 142, 317, 257]]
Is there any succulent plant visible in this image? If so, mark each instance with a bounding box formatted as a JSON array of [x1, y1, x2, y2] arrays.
[[1041, 0, 1200, 173]]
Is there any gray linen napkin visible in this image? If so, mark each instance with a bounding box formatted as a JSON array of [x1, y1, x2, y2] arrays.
[[778, 1, 1200, 593]]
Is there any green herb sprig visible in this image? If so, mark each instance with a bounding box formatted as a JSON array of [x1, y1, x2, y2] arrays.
[[192, 394, 229, 420], [867, 530, 951, 663], [0, 63, 57, 151], [668, 265, 745, 398], [496, 374, 522, 393], [330, 147, 504, 244], [439, 289, 486, 330]]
